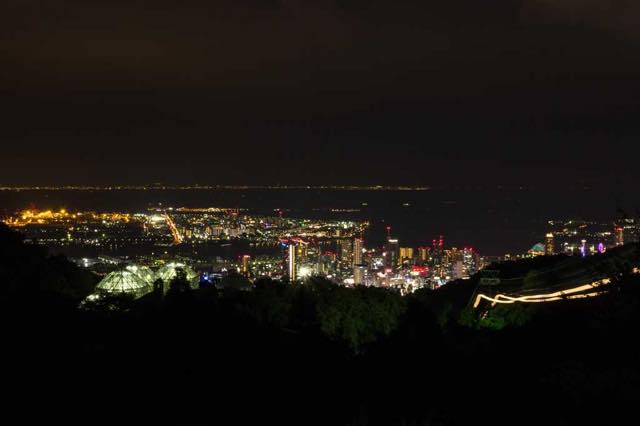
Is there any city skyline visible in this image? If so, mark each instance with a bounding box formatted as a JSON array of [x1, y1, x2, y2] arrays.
[[4, 3, 640, 425], [3, 203, 634, 296]]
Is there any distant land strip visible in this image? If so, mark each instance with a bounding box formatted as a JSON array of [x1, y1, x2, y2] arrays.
[[0, 185, 431, 191]]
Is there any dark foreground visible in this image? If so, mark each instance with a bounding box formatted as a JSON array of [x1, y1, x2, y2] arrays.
[[2, 223, 640, 425]]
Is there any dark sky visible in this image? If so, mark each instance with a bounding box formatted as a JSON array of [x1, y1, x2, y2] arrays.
[[2, 1, 640, 186]]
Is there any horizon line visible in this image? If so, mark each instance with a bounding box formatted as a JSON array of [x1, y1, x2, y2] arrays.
[[0, 184, 432, 191]]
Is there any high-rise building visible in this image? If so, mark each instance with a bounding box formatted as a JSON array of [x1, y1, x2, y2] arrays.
[[241, 254, 251, 277], [339, 239, 353, 265], [399, 247, 414, 264], [353, 238, 363, 267], [432, 235, 445, 266], [545, 233, 555, 255], [296, 241, 308, 262], [353, 264, 366, 286], [385, 238, 399, 268], [417, 246, 430, 264], [288, 242, 297, 281], [462, 247, 479, 276], [353, 237, 365, 285], [433, 236, 444, 256]]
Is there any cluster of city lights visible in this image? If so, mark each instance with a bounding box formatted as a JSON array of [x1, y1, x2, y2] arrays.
[[3, 209, 131, 227]]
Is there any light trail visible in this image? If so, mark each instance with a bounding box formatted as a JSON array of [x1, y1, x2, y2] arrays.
[[163, 213, 183, 245], [473, 278, 612, 308]]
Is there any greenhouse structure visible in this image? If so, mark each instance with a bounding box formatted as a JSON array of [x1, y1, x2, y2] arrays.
[[156, 262, 200, 291], [94, 270, 154, 299], [125, 264, 156, 285]]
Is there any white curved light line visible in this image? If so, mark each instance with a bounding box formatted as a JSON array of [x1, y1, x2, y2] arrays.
[[473, 278, 611, 308]]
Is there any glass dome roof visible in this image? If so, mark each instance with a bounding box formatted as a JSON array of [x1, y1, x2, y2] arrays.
[[95, 270, 154, 298], [156, 262, 199, 290], [125, 264, 156, 285]]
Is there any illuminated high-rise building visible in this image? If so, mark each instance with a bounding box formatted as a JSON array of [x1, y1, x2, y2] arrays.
[[353, 264, 366, 286], [545, 233, 555, 255], [417, 247, 430, 264], [462, 247, 479, 276], [288, 242, 297, 281], [296, 240, 308, 262], [399, 247, 414, 263], [340, 239, 353, 265], [433, 236, 444, 255], [241, 255, 251, 277], [385, 238, 399, 268], [353, 238, 363, 266], [353, 237, 365, 285], [432, 236, 444, 265]]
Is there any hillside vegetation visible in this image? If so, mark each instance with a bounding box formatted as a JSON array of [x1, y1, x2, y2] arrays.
[[2, 223, 640, 425]]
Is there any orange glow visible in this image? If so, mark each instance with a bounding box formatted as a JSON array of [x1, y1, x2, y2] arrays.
[[3, 209, 131, 227], [164, 213, 183, 245]]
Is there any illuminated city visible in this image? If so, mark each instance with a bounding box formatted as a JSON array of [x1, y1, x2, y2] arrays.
[[2, 206, 485, 296], [5, 201, 640, 305], [4, 2, 640, 424]]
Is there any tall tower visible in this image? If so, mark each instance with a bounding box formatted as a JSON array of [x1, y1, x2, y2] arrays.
[[288, 242, 297, 281], [385, 238, 399, 268], [353, 237, 363, 267], [353, 237, 365, 285], [433, 236, 444, 258], [241, 255, 251, 277], [432, 236, 445, 279]]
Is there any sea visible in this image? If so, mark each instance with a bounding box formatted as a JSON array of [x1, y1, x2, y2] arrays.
[[0, 186, 636, 256]]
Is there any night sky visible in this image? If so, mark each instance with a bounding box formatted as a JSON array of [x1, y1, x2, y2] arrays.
[[2, 1, 640, 186]]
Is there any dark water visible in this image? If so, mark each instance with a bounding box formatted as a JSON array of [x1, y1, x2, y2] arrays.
[[0, 187, 635, 255]]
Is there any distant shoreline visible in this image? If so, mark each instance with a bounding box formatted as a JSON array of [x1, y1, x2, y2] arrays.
[[0, 185, 431, 191]]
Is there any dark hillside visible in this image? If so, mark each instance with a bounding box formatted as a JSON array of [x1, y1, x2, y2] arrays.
[[2, 223, 640, 425]]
